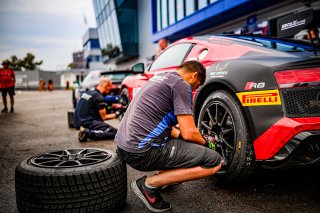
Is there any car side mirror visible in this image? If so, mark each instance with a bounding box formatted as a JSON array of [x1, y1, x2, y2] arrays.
[[132, 63, 145, 74]]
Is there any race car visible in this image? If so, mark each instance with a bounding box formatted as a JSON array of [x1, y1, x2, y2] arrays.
[[119, 10, 320, 182]]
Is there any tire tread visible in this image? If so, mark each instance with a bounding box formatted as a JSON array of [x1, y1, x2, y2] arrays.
[[15, 151, 127, 213]]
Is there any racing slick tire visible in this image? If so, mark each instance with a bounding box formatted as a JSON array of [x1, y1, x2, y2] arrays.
[[67, 109, 75, 128], [72, 88, 77, 109], [15, 149, 127, 213], [197, 90, 255, 183]]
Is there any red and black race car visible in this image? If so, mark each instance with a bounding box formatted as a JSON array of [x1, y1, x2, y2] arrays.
[[119, 9, 320, 182]]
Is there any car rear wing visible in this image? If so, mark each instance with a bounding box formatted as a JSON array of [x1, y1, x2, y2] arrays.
[[269, 8, 320, 56]]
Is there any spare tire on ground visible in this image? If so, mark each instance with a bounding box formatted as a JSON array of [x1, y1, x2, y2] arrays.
[[15, 148, 127, 213], [68, 109, 75, 128]]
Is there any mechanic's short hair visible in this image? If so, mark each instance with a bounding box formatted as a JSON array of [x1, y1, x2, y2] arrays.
[[99, 77, 112, 87], [178, 60, 206, 85]]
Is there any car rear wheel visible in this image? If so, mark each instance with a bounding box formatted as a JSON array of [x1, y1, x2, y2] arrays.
[[197, 90, 255, 183], [15, 149, 127, 213]]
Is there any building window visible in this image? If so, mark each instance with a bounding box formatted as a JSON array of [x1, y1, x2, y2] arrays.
[[102, 6, 106, 20], [93, 0, 98, 16], [186, 0, 195, 16], [161, 0, 168, 29], [176, 0, 184, 21], [105, 17, 111, 45], [110, 0, 115, 10], [157, 0, 161, 31], [100, 24, 105, 47], [93, 0, 138, 59], [198, 0, 207, 9], [209, 0, 219, 4], [111, 10, 121, 48], [168, 0, 175, 25], [91, 40, 100, 49]]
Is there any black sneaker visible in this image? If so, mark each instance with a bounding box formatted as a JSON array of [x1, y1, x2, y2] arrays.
[[10, 107, 14, 113], [131, 176, 171, 212], [1, 107, 8, 113], [78, 126, 88, 142]]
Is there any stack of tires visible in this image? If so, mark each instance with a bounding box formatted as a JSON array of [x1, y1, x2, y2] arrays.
[[15, 149, 127, 213]]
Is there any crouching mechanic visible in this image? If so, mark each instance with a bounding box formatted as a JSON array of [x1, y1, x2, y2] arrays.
[[115, 61, 222, 212], [74, 77, 125, 142]]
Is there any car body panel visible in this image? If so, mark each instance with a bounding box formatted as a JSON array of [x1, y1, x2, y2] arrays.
[[254, 117, 320, 160]]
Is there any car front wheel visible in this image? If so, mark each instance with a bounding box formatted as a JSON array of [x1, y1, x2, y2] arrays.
[[197, 90, 255, 183]]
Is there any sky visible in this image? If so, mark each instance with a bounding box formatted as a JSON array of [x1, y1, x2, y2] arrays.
[[0, 0, 96, 71]]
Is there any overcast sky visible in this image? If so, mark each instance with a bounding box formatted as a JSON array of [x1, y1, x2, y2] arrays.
[[0, 0, 96, 71]]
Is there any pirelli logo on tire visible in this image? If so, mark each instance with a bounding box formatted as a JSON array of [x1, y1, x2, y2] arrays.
[[236, 90, 281, 106]]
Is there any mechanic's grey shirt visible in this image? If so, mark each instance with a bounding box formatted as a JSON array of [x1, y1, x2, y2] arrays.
[[115, 72, 193, 153]]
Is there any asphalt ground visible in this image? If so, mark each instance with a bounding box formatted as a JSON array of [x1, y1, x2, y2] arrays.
[[0, 90, 320, 213]]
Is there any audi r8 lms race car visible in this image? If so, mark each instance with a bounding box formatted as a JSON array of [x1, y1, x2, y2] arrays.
[[119, 9, 320, 182]]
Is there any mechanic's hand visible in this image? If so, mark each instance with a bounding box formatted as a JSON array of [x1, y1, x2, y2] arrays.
[[115, 108, 126, 118], [204, 135, 216, 150]]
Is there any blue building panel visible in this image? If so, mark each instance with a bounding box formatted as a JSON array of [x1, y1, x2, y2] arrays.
[[151, 0, 281, 43], [151, 0, 250, 42], [224, 0, 248, 10]]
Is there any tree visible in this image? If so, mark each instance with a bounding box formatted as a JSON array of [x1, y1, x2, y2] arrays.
[[3, 53, 43, 71], [20, 53, 43, 70], [67, 62, 74, 69], [101, 44, 120, 59], [9, 55, 23, 71]]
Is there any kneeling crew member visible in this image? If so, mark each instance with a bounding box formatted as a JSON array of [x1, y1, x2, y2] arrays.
[[75, 77, 124, 142], [115, 61, 222, 212]]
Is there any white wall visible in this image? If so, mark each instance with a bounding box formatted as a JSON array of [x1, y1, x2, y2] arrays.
[[60, 71, 87, 87]]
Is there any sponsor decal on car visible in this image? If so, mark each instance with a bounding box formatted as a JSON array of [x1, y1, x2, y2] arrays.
[[281, 19, 306, 31], [210, 61, 230, 78], [236, 90, 281, 106]]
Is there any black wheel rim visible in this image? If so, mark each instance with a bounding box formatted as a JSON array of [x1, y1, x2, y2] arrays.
[[120, 94, 129, 108], [199, 101, 236, 166], [30, 148, 112, 168]]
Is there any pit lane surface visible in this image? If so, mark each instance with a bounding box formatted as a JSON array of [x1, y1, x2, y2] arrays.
[[0, 90, 319, 213]]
